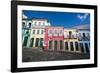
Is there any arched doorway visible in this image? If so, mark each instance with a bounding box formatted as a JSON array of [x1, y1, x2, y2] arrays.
[[23, 36, 28, 47], [30, 38, 34, 47], [54, 40, 58, 50]]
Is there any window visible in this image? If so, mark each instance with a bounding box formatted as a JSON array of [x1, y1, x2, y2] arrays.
[[79, 33, 81, 37], [49, 40, 52, 49], [85, 43, 89, 53], [78, 33, 82, 40], [60, 40, 63, 50], [49, 30, 52, 34], [38, 22, 41, 26], [30, 38, 34, 47], [33, 30, 35, 34], [70, 42, 74, 51], [72, 35, 74, 38], [34, 22, 36, 26], [87, 33, 90, 40], [59, 30, 63, 36], [87, 33, 90, 37], [75, 42, 79, 51], [41, 30, 43, 34], [65, 42, 69, 50], [55, 30, 57, 34], [22, 22, 25, 28], [69, 31, 72, 38], [60, 30, 62, 34], [37, 30, 39, 34], [26, 30, 29, 34], [83, 33, 86, 37], [43, 22, 45, 26], [23, 36, 28, 46], [80, 43, 84, 53]]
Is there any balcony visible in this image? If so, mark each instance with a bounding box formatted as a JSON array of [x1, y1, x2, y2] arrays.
[[64, 35, 77, 39], [78, 36, 90, 41]]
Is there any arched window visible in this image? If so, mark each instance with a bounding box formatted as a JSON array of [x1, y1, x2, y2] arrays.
[[22, 22, 25, 28], [75, 42, 79, 51], [41, 30, 43, 34], [70, 42, 74, 51], [69, 31, 72, 39], [60, 40, 63, 50], [37, 30, 39, 34], [28, 22, 31, 28]]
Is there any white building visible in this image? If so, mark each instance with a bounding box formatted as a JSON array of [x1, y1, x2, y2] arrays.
[[26, 18, 51, 48], [78, 29, 90, 53]]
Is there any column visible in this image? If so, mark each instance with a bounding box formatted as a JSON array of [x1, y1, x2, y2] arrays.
[[73, 42, 76, 52], [58, 40, 60, 51], [52, 40, 54, 50], [68, 42, 70, 52], [83, 43, 87, 53], [33, 38, 36, 48]]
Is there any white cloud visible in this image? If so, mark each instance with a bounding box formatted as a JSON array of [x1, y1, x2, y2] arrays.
[[72, 24, 90, 29], [22, 14, 28, 19], [77, 13, 89, 20]]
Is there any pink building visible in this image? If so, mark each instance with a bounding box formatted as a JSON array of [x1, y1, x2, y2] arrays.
[[44, 26, 64, 51]]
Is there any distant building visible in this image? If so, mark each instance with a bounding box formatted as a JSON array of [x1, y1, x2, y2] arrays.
[[44, 26, 64, 51]]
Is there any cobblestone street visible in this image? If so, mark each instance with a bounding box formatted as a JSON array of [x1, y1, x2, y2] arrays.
[[22, 48, 90, 62]]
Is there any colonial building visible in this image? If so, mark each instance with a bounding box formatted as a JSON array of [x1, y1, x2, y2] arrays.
[[44, 26, 64, 51], [22, 15, 90, 54], [78, 29, 90, 53], [64, 29, 80, 53], [22, 19, 32, 47], [28, 18, 51, 48], [64, 28, 90, 53], [29, 26, 44, 48]]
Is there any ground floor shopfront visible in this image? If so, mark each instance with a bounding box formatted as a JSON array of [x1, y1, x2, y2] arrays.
[[46, 40, 64, 51], [23, 37, 90, 54], [45, 38, 90, 54], [64, 41, 90, 53]]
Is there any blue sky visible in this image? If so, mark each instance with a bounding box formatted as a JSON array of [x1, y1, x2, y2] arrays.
[[23, 10, 90, 28]]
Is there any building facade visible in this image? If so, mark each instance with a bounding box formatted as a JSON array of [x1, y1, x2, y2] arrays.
[[29, 26, 45, 48], [64, 29, 80, 53], [64, 29, 90, 53], [22, 18, 51, 48], [78, 29, 90, 53], [22, 19, 32, 47], [44, 26, 64, 51], [22, 17, 90, 54]]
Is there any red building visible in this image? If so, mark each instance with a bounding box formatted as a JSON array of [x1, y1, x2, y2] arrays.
[[44, 26, 64, 51]]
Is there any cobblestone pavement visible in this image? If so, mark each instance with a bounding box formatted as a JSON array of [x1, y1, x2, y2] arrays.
[[22, 48, 90, 62]]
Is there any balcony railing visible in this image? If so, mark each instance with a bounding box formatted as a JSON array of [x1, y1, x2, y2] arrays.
[[64, 35, 77, 39]]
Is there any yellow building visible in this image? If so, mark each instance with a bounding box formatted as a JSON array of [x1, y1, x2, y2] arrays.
[[64, 29, 81, 53]]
